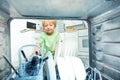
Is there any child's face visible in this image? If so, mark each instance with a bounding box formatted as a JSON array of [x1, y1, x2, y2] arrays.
[[43, 22, 55, 35]]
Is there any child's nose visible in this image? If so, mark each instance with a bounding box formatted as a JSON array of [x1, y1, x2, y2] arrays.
[[47, 27, 50, 29]]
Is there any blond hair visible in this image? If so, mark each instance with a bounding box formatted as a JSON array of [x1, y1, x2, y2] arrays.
[[42, 20, 56, 27]]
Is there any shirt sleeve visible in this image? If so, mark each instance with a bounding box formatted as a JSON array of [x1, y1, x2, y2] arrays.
[[38, 32, 44, 44], [57, 33, 63, 43]]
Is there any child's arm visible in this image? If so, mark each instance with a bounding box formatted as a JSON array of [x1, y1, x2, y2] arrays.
[[34, 41, 41, 55], [34, 32, 44, 55], [54, 34, 63, 63], [54, 41, 62, 64]]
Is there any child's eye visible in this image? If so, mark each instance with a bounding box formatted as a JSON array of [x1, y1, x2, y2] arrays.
[[44, 25, 48, 27], [50, 24, 53, 26]]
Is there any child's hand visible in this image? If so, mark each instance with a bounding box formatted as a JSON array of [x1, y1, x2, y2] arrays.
[[34, 48, 40, 55]]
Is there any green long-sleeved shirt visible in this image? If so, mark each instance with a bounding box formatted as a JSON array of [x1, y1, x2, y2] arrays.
[[39, 31, 60, 56]]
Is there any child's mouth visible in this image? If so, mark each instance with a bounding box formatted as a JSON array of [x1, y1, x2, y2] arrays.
[[47, 29, 51, 31]]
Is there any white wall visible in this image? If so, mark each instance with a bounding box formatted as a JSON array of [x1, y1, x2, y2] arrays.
[[63, 20, 83, 27]]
